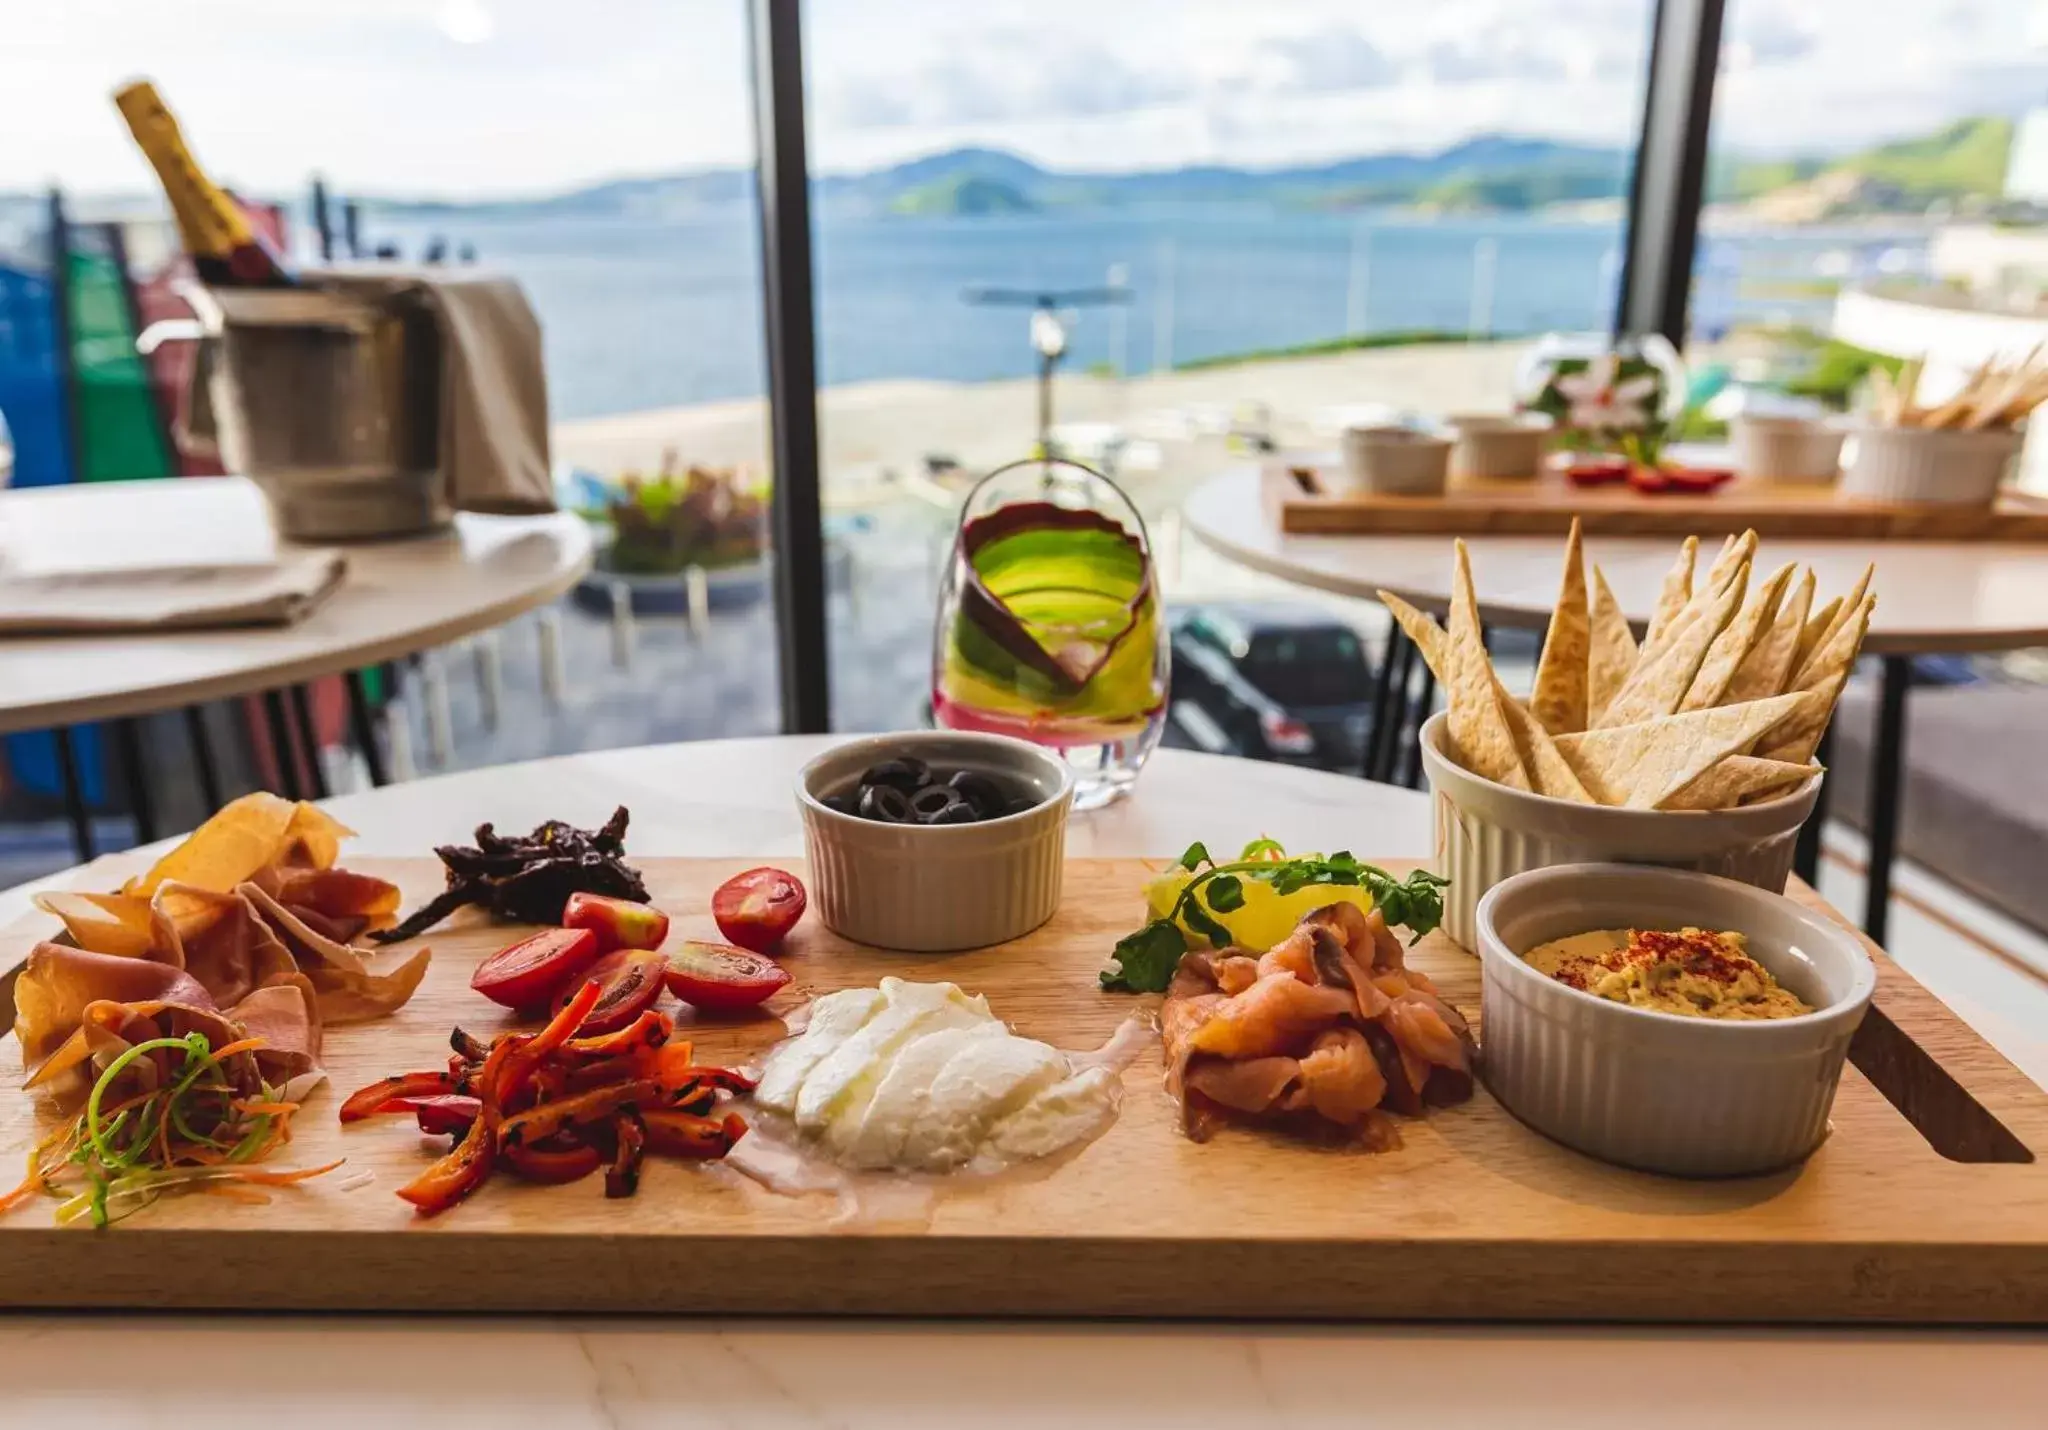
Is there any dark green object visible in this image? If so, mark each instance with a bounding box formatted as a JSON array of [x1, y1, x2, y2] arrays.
[[64, 248, 173, 483]]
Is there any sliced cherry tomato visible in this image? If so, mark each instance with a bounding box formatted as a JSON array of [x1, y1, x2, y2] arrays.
[[554, 947, 667, 1036], [663, 939, 791, 1012], [562, 892, 670, 954], [1663, 464, 1735, 493], [1564, 455, 1630, 487], [470, 927, 600, 1011], [712, 867, 807, 952], [1626, 463, 1671, 495]]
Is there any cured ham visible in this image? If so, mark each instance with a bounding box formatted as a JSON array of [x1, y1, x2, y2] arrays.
[[1163, 902, 1476, 1144], [15, 793, 425, 1105]]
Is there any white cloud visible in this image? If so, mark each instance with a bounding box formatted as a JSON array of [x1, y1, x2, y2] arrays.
[[2, 0, 2044, 195]]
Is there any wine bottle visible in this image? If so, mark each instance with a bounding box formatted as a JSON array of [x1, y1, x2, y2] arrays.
[[112, 79, 296, 287]]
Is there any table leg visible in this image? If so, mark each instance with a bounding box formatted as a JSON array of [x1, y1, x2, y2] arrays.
[[1396, 666, 1436, 790], [345, 670, 390, 787], [111, 717, 157, 846], [1371, 636, 1416, 784], [261, 690, 303, 801], [183, 706, 224, 811], [1863, 656, 1911, 945], [1792, 724, 1834, 887], [289, 685, 330, 800], [1363, 626, 1410, 781], [53, 727, 95, 862]]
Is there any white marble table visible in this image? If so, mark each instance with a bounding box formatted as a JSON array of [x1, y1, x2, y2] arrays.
[[0, 476, 592, 734], [2, 737, 2042, 1425]]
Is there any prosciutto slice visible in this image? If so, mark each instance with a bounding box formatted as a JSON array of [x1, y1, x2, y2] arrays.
[[1161, 902, 1476, 1144]]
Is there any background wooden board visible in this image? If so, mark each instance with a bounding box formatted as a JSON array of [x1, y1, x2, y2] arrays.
[[1263, 461, 2048, 541], [2, 857, 2047, 1323]]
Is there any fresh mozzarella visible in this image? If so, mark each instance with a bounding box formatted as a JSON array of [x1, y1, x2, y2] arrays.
[[752, 985, 884, 1114], [982, 1066, 1120, 1163], [792, 979, 987, 1134], [902, 1033, 1068, 1171], [832, 1022, 1007, 1168]]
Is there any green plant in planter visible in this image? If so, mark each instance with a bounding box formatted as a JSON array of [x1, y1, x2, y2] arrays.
[[1523, 351, 1670, 454], [598, 454, 769, 577]]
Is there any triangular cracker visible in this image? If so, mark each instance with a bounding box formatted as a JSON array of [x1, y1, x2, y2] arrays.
[[1791, 564, 1873, 691], [1529, 518, 1590, 736], [1556, 693, 1808, 810], [1444, 541, 1529, 789], [1597, 558, 1749, 729], [1659, 755, 1818, 812], [1796, 595, 1843, 678], [1724, 566, 1815, 705], [1758, 592, 1875, 765], [1680, 561, 1793, 712], [1644, 535, 1697, 648], [1499, 677, 1593, 802], [1587, 566, 1637, 725], [1702, 528, 1758, 594], [1377, 590, 1449, 682]]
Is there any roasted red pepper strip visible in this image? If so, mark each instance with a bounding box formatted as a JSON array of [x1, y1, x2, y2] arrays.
[[498, 1078, 658, 1148], [645, 1043, 756, 1100], [449, 1027, 492, 1064], [606, 1109, 648, 1199], [339, 1070, 459, 1123], [563, 1010, 672, 1061], [642, 1109, 747, 1159], [375, 1093, 482, 1138], [496, 980, 602, 1106], [565, 1056, 643, 1095], [396, 1105, 495, 1214], [504, 1136, 604, 1185]]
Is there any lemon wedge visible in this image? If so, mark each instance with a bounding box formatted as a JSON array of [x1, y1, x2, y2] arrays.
[[1141, 865, 1375, 953]]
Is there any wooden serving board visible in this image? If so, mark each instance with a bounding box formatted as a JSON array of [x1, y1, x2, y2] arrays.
[[1264, 460, 2048, 541], [3, 857, 2047, 1324]]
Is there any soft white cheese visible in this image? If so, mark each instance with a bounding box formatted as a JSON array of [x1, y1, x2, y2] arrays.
[[751, 980, 1122, 1174]]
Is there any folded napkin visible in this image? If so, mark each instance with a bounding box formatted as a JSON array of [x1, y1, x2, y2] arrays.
[[312, 267, 555, 516], [0, 549, 347, 634]]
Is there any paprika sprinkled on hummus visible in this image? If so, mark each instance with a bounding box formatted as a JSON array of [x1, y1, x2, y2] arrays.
[[1521, 926, 1813, 1020]]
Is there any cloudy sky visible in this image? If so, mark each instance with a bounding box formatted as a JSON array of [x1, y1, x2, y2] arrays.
[[3, 0, 2046, 197]]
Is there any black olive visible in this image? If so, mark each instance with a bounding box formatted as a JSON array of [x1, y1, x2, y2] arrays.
[[946, 769, 1008, 815], [926, 800, 980, 825], [909, 785, 964, 821], [858, 784, 913, 823], [863, 757, 931, 793], [822, 790, 859, 816]]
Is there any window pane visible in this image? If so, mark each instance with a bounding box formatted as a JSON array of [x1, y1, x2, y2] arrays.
[[1694, 2, 2048, 450], [2, 1, 777, 815], [806, 0, 1654, 743]]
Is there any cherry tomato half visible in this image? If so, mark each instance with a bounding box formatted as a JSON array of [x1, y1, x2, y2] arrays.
[[1662, 464, 1735, 494], [562, 891, 670, 954], [556, 947, 668, 1035], [470, 927, 600, 1011], [663, 940, 791, 1013], [711, 867, 807, 952]]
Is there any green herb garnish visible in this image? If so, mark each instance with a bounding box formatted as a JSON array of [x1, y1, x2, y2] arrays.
[[1099, 839, 1450, 994]]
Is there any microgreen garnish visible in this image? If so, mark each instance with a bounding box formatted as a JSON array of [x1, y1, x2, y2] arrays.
[[1100, 839, 1450, 994]]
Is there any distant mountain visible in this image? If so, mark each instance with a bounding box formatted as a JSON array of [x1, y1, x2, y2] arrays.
[[1709, 116, 2016, 215], [360, 135, 1635, 221]]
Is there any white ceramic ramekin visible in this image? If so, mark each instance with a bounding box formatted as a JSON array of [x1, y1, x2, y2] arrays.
[[1445, 413, 1552, 480], [1476, 863, 1876, 1177], [1730, 414, 1846, 485], [1839, 423, 2020, 505], [796, 731, 1073, 952], [1337, 425, 1452, 496], [1419, 712, 1821, 952]]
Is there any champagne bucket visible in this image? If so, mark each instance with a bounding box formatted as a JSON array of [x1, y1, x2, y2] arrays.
[[174, 283, 449, 540]]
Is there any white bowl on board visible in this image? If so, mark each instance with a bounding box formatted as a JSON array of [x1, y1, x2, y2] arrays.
[[1418, 712, 1821, 952], [796, 730, 1073, 952], [1840, 424, 2021, 506], [1730, 414, 1847, 485], [1337, 425, 1452, 496], [1445, 412, 1552, 480], [1476, 863, 1876, 1177]]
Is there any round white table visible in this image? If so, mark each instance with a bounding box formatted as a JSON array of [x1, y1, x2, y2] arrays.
[[0, 477, 591, 853], [1183, 465, 2048, 941], [3, 737, 2043, 1426]]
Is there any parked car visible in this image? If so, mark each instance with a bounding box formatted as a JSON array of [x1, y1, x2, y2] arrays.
[[1169, 603, 1376, 771]]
